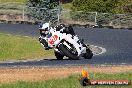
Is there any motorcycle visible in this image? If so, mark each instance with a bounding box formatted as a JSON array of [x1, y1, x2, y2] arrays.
[[39, 24, 93, 60]]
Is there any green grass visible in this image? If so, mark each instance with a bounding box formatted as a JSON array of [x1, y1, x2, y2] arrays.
[[60, 3, 72, 11], [0, 72, 132, 88], [0, 9, 22, 14], [0, 0, 27, 14], [0, 33, 54, 61], [0, 0, 26, 4]]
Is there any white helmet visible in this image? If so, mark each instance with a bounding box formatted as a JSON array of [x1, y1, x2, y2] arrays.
[[39, 22, 50, 36], [41, 23, 50, 30]]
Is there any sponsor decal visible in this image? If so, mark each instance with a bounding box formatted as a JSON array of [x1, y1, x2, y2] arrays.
[[80, 69, 130, 86], [49, 35, 58, 44]]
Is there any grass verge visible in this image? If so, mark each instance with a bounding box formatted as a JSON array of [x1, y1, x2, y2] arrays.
[[60, 3, 72, 11], [0, 0, 26, 4], [0, 72, 132, 88], [0, 33, 54, 61]]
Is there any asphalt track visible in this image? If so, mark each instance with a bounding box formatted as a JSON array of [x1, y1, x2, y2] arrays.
[[0, 23, 132, 67]]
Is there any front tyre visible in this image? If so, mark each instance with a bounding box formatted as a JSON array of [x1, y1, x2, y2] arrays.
[[59, 44, 79, 59], [84, 48, 93, 59], [54, 51, 64, 60]]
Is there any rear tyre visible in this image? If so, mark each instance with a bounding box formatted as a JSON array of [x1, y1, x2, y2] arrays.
[[54, 51, 64, 60], [59, 44, 79, 59]]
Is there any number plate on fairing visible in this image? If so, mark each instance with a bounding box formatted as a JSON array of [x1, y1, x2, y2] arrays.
[[49, 35, 58, 45]]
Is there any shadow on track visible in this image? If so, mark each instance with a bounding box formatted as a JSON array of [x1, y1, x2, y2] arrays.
[[42, 58, 80, 61]]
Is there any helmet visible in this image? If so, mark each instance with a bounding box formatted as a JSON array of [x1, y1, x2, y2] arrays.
[[39, 23, 50, 36], [41, 23, 49, 31]]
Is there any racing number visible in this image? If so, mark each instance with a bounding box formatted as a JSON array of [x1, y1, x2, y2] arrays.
[[49, 35, 58, 45]]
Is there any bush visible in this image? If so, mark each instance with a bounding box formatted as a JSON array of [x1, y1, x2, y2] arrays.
[[71, 0, 114, 13], [71, 0, 132, 14]]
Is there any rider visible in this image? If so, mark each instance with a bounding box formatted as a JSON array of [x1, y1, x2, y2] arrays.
[[39, 22, 51, 50], [39, 22, 75, 50]]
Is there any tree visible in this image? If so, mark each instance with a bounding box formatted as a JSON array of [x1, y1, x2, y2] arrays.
[[27, 0, 60, 22]]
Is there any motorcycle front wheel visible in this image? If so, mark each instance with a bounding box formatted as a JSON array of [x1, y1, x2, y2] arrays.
[[83, 48, 93, 59], [59, 44, 79, 60], [54, 51, 64, 60]]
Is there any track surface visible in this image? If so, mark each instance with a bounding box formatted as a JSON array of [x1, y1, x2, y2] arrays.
[[0, 23, 132, 67]]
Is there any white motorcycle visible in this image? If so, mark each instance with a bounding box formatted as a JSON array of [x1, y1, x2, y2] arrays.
[[39, 24, 93, 60]]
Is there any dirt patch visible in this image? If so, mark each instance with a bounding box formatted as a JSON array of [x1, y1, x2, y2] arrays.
[[0, 65, 132, 84]]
